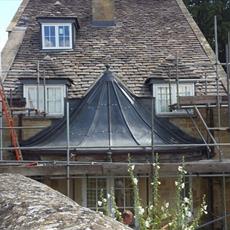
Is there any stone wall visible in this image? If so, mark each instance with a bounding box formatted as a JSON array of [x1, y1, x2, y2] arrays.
[[0, 173, 131, 230]]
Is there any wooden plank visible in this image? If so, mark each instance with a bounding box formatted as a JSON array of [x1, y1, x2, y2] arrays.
[[0, 160, 230, 176], [177, 95, 228, 106], [0, 165, 103, 176]]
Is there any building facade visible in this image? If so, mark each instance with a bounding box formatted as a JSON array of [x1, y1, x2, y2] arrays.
[[1, 0, 230, 229]]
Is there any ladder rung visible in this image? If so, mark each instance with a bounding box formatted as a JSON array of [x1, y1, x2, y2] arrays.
[[0, 84, 23, 161]]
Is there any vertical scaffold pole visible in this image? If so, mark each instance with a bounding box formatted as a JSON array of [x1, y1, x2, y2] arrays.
[[0, 54, 2, 161], [66, 101, 70, 197], [37, 61, 40, 112], [0, 92, 2, 160], [227, 32, 230, 128], [223, 175, 227, 230], [151, 84, 155, 163], [176, 52, 180, 109], [214, 16, 221, 128]]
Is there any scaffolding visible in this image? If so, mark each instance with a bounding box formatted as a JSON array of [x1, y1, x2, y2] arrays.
[[0, 17, 230, 230]]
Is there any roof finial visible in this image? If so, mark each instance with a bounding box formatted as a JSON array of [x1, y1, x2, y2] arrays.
[[105, 64, 110, 71], [54, 1, 62, 6]]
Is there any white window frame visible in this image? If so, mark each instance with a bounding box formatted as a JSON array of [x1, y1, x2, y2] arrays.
[[23, 84, 66, 116], [85, 177, 107, 210], [41, 23, 73, 49], [153, 83, 194, 114], [114, 177, 134, 212], [83, 177, 134, 212]]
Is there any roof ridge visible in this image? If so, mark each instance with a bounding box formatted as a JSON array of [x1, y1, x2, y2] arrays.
[[7, 0, 30, 32]]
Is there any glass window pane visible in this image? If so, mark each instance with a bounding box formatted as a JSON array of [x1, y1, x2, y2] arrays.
[[87, 189, 96, 208], [44, 36, 56, 47], [58, 25, 71, 47], [64, 26, 70, 36], [87, 178, 96, 188], [115, 178, 124, 188], [50, 26, 55, 36], [87, 178, 106, 209], [115, 189, 124, 207], [98, 178, 106, 188], [59, 37, 64, 47], [26, 86, 44, 112], [157, 86, 170, 112], [43, 26, 56, 48], [65, 37, 70, 47], [125, 189, 134, 207], [125, 178, 132, 188], [44, 26, 49, 36], [46, 87, 62, 114], [114, 177, 134, 210], [27, 88, 37, 108], [58, 26, 64, 35], [179, 85, 191, 96]]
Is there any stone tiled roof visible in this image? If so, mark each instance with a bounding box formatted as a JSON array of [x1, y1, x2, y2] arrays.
[[3, 0, 226, 98]]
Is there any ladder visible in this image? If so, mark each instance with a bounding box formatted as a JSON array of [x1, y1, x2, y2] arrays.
[[0, 84, 23, 161]]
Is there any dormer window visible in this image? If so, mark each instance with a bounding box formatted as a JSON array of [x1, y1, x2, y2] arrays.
[[42, 23, 72, 49], [146, 77, 194, 115], [153, 83, 194, 114], [20, 78, 72, 117], [37, 17, 80, 50]]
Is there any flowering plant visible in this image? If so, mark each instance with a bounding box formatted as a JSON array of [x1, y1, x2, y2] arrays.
[[127, 155, 207, 230]]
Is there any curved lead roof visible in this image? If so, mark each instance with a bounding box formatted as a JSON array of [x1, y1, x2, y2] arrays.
[[22, 68, 202, 154]]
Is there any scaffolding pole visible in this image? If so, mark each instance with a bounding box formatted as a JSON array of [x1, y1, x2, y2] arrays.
[[227, 32, 230, 128], [222, 174, 228, 230], [176, 52, 180, 109], [66, 101, 70, 197], [185, 108, 211, 153], [214, 16, 221, 128], [194, 106, 223, 161], [0, 101, 2, 161], [151, 84, 155, 162], [37, 61, 40, 112]]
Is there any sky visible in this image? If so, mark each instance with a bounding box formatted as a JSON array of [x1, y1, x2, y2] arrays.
[[0, 0, 22, 51]]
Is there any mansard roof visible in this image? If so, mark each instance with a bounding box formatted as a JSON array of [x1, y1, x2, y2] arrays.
[[22, 69, 204, 156], [2, 0, 225, 99]]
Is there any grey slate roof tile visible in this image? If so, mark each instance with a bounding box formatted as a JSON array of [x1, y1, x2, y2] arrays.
[[3, 0, 225, 98]]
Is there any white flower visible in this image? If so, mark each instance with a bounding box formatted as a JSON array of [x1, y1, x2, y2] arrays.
[[149, 205, 153, 210], [184, 197, 190, 204], [181, 183, 185, 189], [133, 178, 138, 185], [98, 201, 102, 207], [131, 165, 135, 170], [202, 205, 208, 214], [157, 165, 160, 169], [145, 220, 150, 228], [103, 198, 107, 203], [158, 181, 161, 185], [165, 202, 169, 208], [186, 211, 192, 218], [107, 193, 111, 198], [175, 181, 179, 186], [138, 206, 145, 215], [178, 166, 183, 172]]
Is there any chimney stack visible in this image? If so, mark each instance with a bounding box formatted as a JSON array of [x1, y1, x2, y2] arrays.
[[92, 0, 115, 27]]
